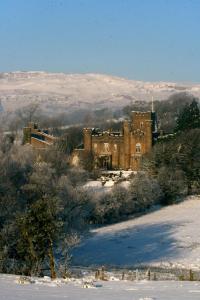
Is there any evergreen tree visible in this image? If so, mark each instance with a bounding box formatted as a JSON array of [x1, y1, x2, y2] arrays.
[[175, 99, 200, 132], [143, 128, 200, 199], [16, 196, 62, 278]]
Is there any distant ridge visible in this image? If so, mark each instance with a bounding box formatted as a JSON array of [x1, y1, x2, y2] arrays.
[[0, 72, 199, 113]]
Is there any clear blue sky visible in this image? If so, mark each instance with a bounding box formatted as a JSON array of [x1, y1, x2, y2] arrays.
[[0, 0, 200, 82]]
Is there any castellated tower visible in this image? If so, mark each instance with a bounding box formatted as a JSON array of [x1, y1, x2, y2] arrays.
[[83, 128, 92, 152], [130, 111, 153, 170]]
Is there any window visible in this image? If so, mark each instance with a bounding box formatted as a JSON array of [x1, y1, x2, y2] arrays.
[[104, 143, 110, 152], [136, 143, 141, 153]]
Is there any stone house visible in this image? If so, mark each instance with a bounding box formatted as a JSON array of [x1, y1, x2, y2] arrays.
[[23, 122, 56, 149]]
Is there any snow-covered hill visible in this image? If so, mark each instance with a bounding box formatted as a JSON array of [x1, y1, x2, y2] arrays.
[[0, 71, 200, 113], [72, 196, 200, 270]]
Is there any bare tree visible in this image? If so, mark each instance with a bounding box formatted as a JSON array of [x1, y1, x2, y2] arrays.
[[17, 103, 39, 126]]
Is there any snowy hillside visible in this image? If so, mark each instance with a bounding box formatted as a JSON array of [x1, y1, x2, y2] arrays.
[[72, 196, 200, 270], [0, 71, 200, 113]]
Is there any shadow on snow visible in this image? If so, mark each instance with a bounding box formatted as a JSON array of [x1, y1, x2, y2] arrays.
[[72, 222, 182, 267]]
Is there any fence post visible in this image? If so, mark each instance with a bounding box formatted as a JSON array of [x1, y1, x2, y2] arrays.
[[147, 269, 151, 280], [189, 269, 194, 281], [122, 271, 125, 280]]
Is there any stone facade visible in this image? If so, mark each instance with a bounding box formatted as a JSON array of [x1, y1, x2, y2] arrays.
[[72, 111, 157, 171], [23, 122, 56, 149]]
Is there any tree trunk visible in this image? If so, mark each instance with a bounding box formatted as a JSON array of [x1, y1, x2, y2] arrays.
[[48, 240, 56, 279]]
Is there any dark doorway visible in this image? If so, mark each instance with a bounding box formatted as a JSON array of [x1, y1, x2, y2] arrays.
[[99, 155, 112, 170]]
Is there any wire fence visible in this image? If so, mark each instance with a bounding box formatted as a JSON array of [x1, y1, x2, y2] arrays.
[[70, 265, 200, 281]]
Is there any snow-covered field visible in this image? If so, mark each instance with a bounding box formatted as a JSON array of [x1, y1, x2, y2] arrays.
[[72, 196, 200, 270], [1, 274, 200, 300]]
